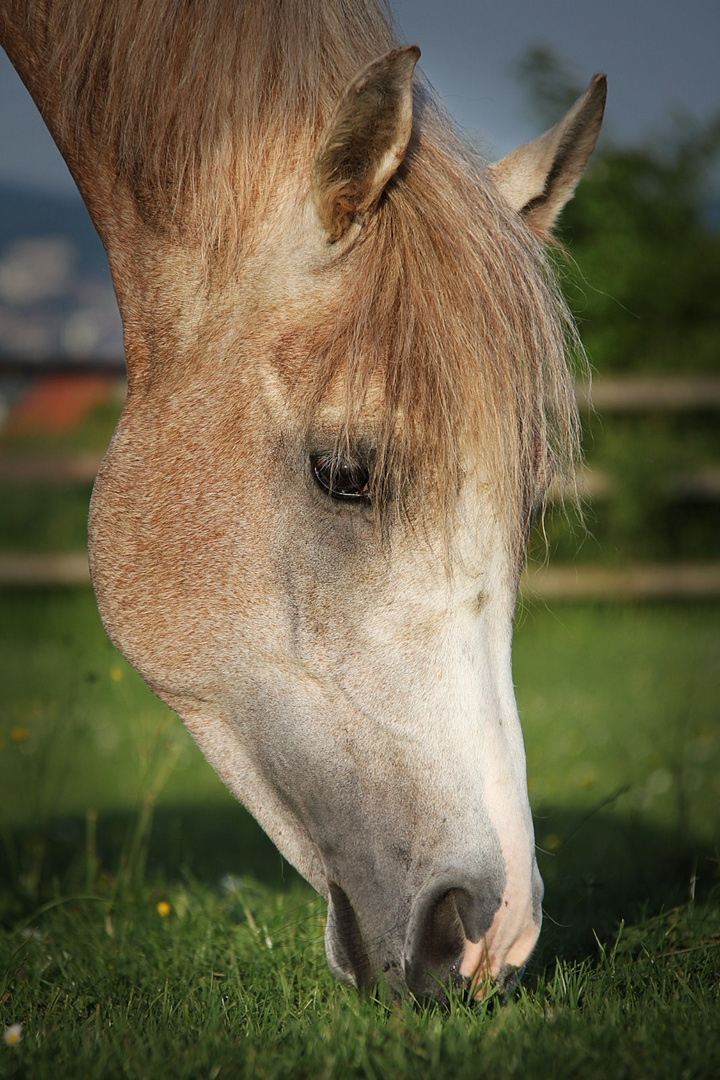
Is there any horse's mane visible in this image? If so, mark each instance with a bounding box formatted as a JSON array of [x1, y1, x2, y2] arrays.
[[35, 0, 582, 543], [40, 0, 396, 233]]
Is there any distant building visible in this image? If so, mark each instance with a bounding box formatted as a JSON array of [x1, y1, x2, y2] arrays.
[[0, 183, 123, 363]]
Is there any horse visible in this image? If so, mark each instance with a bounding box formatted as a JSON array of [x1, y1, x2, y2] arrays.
[[1, 0, 605, 1000]]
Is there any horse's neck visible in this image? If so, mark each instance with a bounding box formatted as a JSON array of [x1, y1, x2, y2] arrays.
[[1, 1, 396, 230], [2, 6, 154, 393], [2, 3, 142, 277], [0, 0, 398, 379]]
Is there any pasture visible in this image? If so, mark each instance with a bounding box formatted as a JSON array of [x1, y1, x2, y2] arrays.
[[1, 588, 718, 1078], [1, 0, 719, 1072]]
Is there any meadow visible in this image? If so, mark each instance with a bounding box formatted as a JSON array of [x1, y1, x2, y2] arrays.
[[1, 587, 718, 1079]]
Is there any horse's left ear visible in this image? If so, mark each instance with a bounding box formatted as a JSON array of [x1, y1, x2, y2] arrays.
[[490, 74, 607, 238], [312, 45, 420, 243]]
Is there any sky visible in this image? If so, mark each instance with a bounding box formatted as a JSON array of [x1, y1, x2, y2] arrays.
[[0, 0, 718, 198]]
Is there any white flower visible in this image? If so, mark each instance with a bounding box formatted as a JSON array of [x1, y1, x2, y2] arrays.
[[3, 1024, 22, 1046]]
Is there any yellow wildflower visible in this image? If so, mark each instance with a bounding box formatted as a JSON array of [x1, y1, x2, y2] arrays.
[[10, 727, 28, 743], [156, 901, 171, 917]]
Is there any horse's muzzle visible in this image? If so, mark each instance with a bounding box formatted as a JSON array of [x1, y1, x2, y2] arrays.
[[404, 870, 501, 999], [325, 869, 536, 1001]]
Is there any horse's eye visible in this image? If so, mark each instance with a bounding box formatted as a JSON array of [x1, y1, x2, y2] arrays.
[[311, 452, 371, 502]]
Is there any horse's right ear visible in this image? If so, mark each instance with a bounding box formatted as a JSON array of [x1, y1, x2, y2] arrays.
[[489, 74, 607, 239], [312, 45, 420, 243]]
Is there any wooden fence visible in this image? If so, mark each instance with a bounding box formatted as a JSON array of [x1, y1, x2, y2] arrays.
[[1, 371, 719, 598]]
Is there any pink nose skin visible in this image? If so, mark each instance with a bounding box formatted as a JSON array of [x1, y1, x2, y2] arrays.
[[402, 870, 542, 1001], [459, 899, 542, 998]]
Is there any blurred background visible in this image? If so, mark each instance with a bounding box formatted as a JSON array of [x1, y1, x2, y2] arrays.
[[0, 1, 718, 945], [1, 0, 719, 587]]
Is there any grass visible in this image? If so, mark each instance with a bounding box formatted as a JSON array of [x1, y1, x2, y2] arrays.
[[0, 483, 94, 553], [2, 885, 718, 1080], [1, 590, 719, 1077]]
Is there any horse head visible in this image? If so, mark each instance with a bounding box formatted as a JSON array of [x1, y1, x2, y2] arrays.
[[1, 1, 604, 1000]]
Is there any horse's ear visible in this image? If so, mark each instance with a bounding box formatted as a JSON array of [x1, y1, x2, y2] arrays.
[[489, 74, 607, 238], [312, 45, 420, 242]]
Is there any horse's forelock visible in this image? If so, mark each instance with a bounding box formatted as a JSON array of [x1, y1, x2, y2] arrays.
[[300, 123, 584, 549]]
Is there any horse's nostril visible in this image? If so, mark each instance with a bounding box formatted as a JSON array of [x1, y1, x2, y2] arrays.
[[404, 887, 467, 999], [325, 883, 374, 990], [404, 874, 502, 1001]]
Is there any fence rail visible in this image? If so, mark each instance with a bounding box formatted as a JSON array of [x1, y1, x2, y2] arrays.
[[522, 563, 720, 601], [2, 550, 719, 599], [4, 454, 720, 504], [2, 364, 720, 408], [575, 376, 720, 411], [1, 371, 718, 597]]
